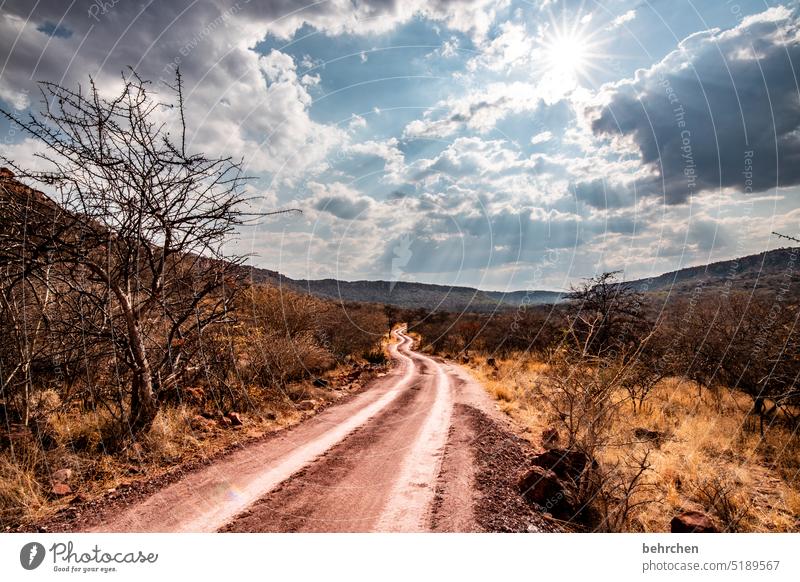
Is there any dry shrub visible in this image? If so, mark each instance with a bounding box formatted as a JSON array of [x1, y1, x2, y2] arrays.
[[226, 286, 386, 392], [543, 350, 625, 456], [363, 349, 387, 365], [619, 377, 799, 532], [50, 409, 124, 454], [467, 354, 800, 532], [0, 442, 46, 526], [692, 475, 749, 532], [491, 384, 515, 402], [29, 389, 62, 419], [139, 405, 202, 462], [243, 329, 333, 388], [592, 449, 661, 532], [0, 457, 45, 527]]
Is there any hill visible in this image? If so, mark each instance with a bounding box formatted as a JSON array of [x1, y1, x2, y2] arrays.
[[246, 268, 564, 312], [248, 247, 800, 312], [629, 248, 800, 297]]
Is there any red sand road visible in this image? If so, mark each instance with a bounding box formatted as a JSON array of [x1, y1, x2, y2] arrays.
[[88, 329, 526, 533]]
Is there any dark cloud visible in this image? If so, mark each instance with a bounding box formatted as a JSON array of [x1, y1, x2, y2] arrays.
[[313, 195, 371, 220], [572, 179, 636, 209], [590, 7, 800, 204]]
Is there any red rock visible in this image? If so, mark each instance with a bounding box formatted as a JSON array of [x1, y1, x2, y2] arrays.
[[530, 448, 597, 484], [51, 483, 72, 496], [670, 511, 718, 533]]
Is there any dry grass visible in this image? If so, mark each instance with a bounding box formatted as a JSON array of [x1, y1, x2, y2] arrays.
[[0, 443, 46, 526], [0, 354, 389, 529], [465, 353, 800, 532]]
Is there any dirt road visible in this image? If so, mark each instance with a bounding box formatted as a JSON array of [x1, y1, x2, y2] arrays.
[[88, 329, 550, 533]]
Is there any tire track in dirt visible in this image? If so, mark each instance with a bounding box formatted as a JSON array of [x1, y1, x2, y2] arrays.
[[221, 353, 441, 532], [88, 330, 418, 532]]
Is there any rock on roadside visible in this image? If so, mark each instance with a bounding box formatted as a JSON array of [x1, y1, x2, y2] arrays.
[[670, 511, 718, 533]]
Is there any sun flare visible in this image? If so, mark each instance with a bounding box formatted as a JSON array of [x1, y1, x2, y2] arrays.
[[537, 17, 605, 102], [546, 32, 589, 76]]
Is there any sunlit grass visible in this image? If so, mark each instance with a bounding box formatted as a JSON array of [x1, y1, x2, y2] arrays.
[[464, 353, 800, 532]]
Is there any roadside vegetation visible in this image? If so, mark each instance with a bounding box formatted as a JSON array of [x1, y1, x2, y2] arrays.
[[407, 270, 800, 532], [0, 73, 388, 529]]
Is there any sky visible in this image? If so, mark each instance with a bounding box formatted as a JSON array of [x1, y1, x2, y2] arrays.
[[1, 0, 799, 291]]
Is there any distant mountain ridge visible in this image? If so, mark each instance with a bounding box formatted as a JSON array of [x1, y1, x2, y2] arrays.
[[248, 246, 800, 312], [247, 269, 565, 312]]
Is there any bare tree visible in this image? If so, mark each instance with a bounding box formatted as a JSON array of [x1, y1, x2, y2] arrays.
[[592, 448, 660, 532], [620, 358, 666, 414], [0, 252, 54, 426], [544, 350, 625, 458], [565, 271, 647, 357], [1, 70, 251, 435]]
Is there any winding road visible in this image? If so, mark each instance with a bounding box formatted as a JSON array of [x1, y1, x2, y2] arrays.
[[88, 328, 521, 533]]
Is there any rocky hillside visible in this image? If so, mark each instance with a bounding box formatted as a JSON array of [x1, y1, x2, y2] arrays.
[[630, 248, 800, 297]]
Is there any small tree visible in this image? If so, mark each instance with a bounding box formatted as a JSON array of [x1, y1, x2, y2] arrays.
[[1, 71, 250, 435], [565, 271, 647, 357], [0, 249, 54, 426], [544, 350, 625, 458], [620, 358, 666, 413]]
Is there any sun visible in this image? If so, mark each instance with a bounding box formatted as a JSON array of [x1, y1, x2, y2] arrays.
[[537, 18, 604, 102], [546, 32, 589, 77]]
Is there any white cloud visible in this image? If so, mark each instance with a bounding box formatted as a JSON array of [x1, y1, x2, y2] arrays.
[[403, 81, 542, 138], [608, 9, 636, 30], [531, 131, 553, 145], [243, 0, 509, 43], [413, 137, 518, 178], [0, 137, 52, 173], [440, 37, 460, 58], [589, 5, 800, 203], [0, 5, 347, 187], [347, 138, 405, 182], [466, 21, 533, 72], [348, 114, 367, 130]]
